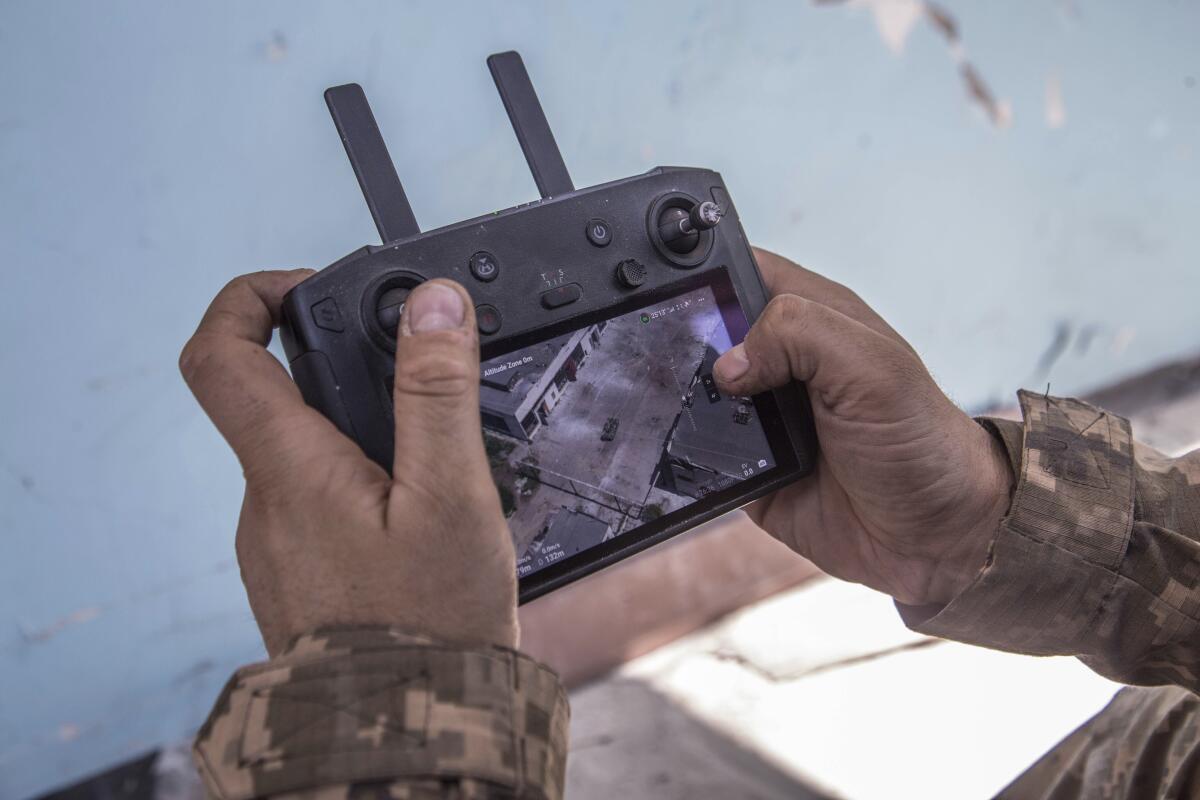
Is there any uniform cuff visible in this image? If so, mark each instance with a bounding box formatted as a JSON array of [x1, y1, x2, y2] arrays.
[[897, 391, 1136, 655], [193, 627, 569, 800]]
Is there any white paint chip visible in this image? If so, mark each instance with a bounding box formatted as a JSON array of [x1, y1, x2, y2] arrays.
[[864, 0, 925, 55], [1046, 74, 1067, 129], [20, 606, 102, 643]]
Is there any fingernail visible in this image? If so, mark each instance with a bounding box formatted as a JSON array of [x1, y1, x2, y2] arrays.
[[405, 283, 465, 334], [714, 343, 750, 382]]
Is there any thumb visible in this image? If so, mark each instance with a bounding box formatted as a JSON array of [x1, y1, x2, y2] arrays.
[[713, 293, 919, 408], [391, 279, 490, 488]]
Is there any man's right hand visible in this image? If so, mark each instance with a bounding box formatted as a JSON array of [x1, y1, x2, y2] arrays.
[[714, 248, 1014, 608], [180, 274, 518, 656]]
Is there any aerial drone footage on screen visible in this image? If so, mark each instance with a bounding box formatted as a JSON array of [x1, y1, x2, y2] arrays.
[[479, 283, 778, 577]]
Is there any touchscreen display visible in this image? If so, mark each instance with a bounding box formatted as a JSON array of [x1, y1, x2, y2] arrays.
[[480, 283, 777, 578]]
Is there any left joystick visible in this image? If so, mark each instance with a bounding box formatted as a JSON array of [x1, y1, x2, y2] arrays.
[[376, 286, 411, 335]]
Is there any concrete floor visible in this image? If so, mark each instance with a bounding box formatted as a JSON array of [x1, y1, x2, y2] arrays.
[[567, 578, 1122, 799]]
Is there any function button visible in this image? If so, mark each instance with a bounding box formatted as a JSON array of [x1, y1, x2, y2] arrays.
[[585, 218, 612, 247], [311, 298, 345, 332], [375, 286, 411, 336], [615, 259, 647, 288], [541, 283, 582, 309], [476, 304, 502, 335], [469, 251, 500, 282]]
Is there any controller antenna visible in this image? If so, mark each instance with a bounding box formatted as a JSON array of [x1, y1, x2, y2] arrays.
[[324, 83, 421, 243], [487, 51, 574, 199]]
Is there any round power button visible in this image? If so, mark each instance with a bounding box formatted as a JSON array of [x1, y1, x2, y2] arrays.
[[585, 218, 613, 247]]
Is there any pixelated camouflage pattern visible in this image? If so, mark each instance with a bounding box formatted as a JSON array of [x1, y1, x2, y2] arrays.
[[899, 390, 1200, 798], [902, 390, 1200, 687], [193, 628, 568, 800], [998, 686, 1200, 799], [260, 776, 526, 798]]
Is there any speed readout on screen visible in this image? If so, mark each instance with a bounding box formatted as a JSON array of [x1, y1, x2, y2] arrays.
[[478, 285, 777, 578]]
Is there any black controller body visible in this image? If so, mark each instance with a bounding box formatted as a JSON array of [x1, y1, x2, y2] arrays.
[[277, 53, 817, 601]]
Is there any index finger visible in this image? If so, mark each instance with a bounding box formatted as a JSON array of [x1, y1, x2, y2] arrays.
[[180, 269, 362, 481], [752, 247, 915, 355]]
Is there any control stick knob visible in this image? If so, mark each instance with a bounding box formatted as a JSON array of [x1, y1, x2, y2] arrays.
[[657, 200, 724, 254], [688, 200, 724, 231]]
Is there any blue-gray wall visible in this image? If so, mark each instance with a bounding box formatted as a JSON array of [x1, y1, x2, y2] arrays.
[[2, 2, 1197, 796]]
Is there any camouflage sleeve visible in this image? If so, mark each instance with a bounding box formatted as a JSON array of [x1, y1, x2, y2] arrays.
[[897, 389, 1200, 691], [191, 628, 569, 800], [994, 685, 1200, 799]]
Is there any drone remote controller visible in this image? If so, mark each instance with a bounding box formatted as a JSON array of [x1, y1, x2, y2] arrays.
[[279, 52, 817, 602]]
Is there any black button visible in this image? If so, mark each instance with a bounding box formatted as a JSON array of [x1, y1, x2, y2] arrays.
[[541, 283, 582, 309], [311, 298, 344, 332], [476, 304, 502, 335], [469, 251, 500, 282], [615, 259, 647, 288], [585, 218, 612, 247]]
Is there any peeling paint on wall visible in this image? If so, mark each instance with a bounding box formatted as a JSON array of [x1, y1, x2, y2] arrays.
[[18, 607, 102, 644]]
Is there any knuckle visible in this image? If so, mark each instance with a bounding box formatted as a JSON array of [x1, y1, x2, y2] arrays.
[[178, 340, 200, 382], [394, 339, 476, 398], [761, 294, 810, 339], [837, 285, 867, 308], [234, 527, 252, 562], [766, 292, 806, 322], [241, 464, 298, 511], [750, 294, 826, 385], [222, 273, 254, 296], [178, 334, 219, 386], [889, 345, 934, 388]]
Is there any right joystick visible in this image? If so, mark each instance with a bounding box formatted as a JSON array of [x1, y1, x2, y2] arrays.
[[657, 200, 724, 254], [647, 193, 722, 268]]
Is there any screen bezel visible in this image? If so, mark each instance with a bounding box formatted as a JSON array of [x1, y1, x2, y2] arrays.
[[480, 267, 803, 602]]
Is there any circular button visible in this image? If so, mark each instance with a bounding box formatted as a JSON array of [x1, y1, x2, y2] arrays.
[[615, 259, 647, 288], [476, 304, 502, 335], [585, 218, 612, 247], [469, 251, 500, 282]]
